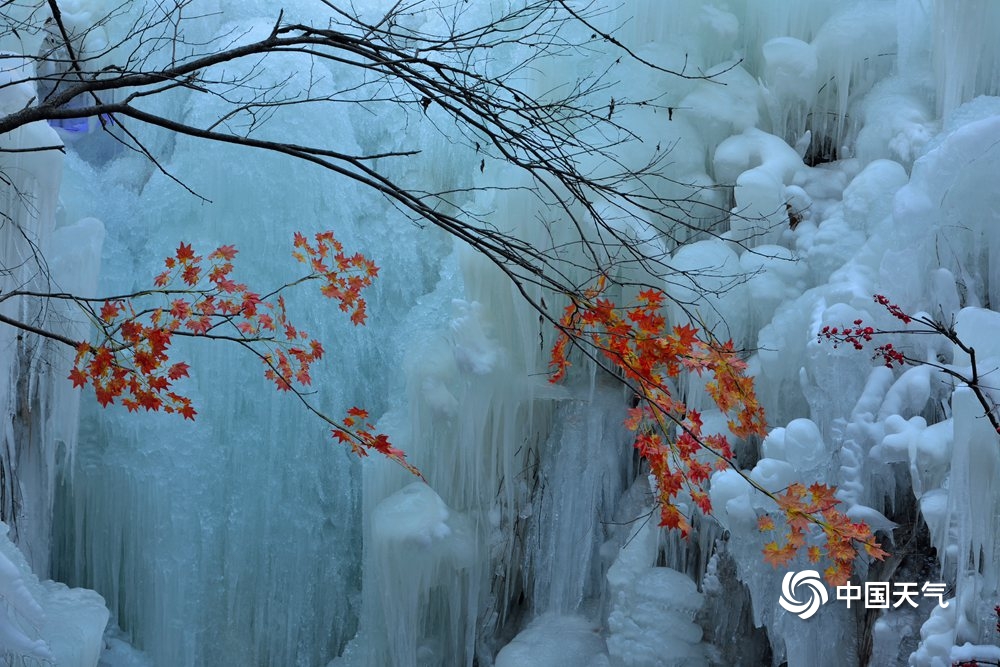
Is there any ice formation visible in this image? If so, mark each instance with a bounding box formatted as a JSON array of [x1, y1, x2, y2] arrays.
[[1, 0, 1000, 665], [0, 522, 108, 666]]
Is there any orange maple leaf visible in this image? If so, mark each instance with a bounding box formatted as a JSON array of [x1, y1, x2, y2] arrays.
[[823, 562, 852, 587], [763, 541, 796, 568], [175, 242, 195, 263], [757, 515, 775, 532]]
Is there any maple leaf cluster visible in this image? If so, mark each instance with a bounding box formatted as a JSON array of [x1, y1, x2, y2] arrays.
[[549, 280, 886, 584], [549, 281, 765, 535], [71, 239, 329, 404], [332, 407, 422, 478], [69, 314, 195, 419], [68, 233, 414, 470], [757, 483, 888, 586], [292, 230, 378, 326]]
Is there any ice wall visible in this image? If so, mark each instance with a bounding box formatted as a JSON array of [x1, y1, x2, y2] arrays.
[[51, 22, 441, 667], [335, 221, 631, 665], [599, 1, 1000, 665], [0, 48, 109, 663], [0, 66, 68, 573], [16, 0, 1000, 666]]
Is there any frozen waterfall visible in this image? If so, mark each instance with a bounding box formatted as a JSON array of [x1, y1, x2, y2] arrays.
[[2, 0, 1000, 666]]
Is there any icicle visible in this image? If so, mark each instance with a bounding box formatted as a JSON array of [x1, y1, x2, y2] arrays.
[[932, 1, 1000, 119]]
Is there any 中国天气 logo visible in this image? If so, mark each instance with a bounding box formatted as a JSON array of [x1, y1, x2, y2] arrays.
[[779, 570, 829, 619]]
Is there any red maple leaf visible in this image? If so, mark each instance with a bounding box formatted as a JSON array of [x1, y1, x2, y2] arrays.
[[68, 367, 88, 388], [175, 242, 195, 263], [100, 300, 120, 323], [210, 245, 238, 261], [167, 362, 190, 380]]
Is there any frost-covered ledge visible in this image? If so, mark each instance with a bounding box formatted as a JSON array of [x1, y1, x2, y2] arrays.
[[0, 521, 108, 666]]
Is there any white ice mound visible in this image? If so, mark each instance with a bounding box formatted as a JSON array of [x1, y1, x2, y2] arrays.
[[449, 299, 501, 375], [762, 418, 827, 471], [0, 522, 108, 666], [605, 519, 706, 666], [495, 614, 609, 667], [369, 483, 475, 665], [762, 37, 818, 106], [372, 482, 464, 551]]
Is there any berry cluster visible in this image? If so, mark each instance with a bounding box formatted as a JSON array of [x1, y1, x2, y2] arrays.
[[820, 319, 875, 350], [818, 297, 913, 369]]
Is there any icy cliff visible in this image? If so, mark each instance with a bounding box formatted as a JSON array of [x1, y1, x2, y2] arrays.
[[2, 0, 1000, 666]]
